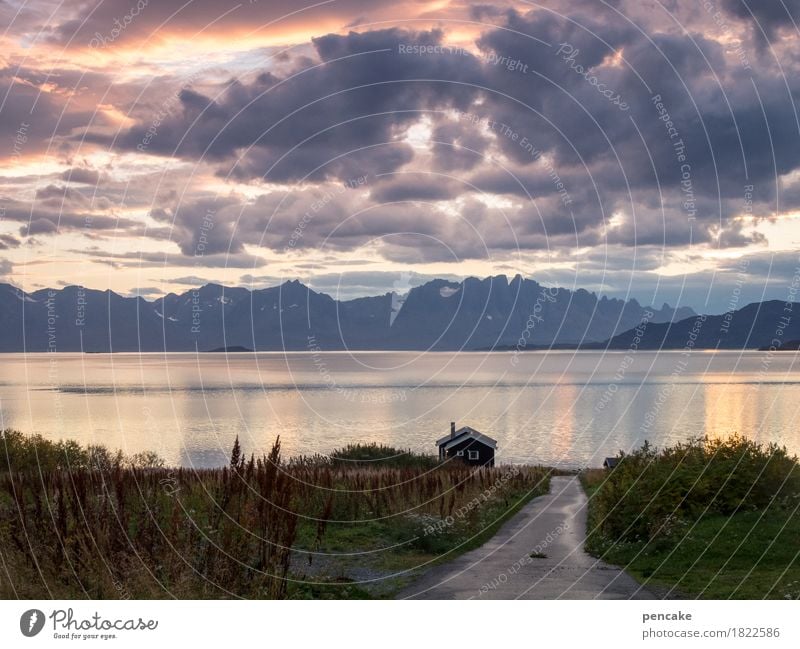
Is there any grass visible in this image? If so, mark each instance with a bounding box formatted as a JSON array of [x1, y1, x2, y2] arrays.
[[286, 446, 552, 598], [581, 435, 800, 599], [0, 430, 552, 599]]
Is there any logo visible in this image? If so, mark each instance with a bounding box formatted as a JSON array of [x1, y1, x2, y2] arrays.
[[20, 609, 45, 637]]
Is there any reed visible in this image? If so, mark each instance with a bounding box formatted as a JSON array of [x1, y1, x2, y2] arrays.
[[0, 431, 551, 598]]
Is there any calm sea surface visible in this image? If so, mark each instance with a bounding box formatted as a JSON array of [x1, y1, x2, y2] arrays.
[[1, 351, 799, 468]]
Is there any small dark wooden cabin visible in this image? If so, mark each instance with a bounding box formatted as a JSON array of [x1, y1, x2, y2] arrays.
[[603, 457, 619, 469], [436, 422, 497, 467]]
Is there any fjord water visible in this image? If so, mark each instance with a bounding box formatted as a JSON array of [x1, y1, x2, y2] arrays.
[[1, 351, 798, 468]]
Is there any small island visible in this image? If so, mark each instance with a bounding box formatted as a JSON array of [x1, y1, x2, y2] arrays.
[[759, 339, 800, 351], [205, 345, 254, 353]]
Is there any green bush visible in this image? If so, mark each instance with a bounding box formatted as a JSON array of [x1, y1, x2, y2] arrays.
[[588, 435, 800, 545], [1, 429, 92, 472], [328, 442, 440, 469], [0, 429, 163, 473]]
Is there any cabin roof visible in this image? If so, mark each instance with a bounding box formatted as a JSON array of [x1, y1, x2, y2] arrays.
[[603, 457, 619, 468], [436, 426, 498, 450]]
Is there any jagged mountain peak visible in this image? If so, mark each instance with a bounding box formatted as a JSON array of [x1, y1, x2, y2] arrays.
[[0, 277, 696, 352]]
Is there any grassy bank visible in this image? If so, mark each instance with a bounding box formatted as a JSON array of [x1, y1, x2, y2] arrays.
[[582, 436, 800, 599], [0, 431, 551, 599]]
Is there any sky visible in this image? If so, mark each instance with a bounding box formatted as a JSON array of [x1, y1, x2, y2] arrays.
[[1, 0, 800, 313]]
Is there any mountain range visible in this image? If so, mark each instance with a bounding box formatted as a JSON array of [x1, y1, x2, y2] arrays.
[[18, 276, 800, 352], [0, 276, 700, 352], [603, 300, 800, 351]]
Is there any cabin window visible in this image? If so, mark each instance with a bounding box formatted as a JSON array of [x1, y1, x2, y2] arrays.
[[468, 450, 479, 460], [456, 450, 464, 456]]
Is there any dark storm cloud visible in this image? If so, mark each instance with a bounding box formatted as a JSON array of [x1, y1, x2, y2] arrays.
[[177, 186, 522, 263], [0, 234, 21, 250], [61, 167, 101, 184], [0, 66, 117, 160], [224, 141, 415, 185], [115, 28, 484, 182], [0, 193, 137, 237], [52, 13, 800, 264], [721, 0, 800, 42], [369, 175, 462, 202], [152, 196, 245, 256], [0, 83, 72, 159], [469, 8, 800, 245], [431, 120, 491, 172]]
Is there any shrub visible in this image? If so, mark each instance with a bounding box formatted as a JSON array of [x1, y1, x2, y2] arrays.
[[586, 435, 800, 546], [328, 443, 440, 469]]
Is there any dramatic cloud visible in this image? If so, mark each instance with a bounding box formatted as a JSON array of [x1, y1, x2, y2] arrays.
[[2, 1, 800, 309], [721, 0, 800, 42], [61, 167, 102, 184], [113, 28, 484, 182]]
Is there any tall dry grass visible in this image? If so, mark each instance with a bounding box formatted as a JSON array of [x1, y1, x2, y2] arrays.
[[0, 430, 550, 598]]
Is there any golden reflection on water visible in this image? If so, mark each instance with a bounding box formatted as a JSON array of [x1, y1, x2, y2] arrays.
[[547, 381, 578, 462], [1, 351, 799, 467], [703, 380, 792, 449]]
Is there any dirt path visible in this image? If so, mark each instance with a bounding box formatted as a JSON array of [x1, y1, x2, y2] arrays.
[[399, 475, 656, 599]]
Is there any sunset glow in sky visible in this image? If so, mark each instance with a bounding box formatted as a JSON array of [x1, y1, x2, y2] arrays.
[[2, 0, 800, 311]]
